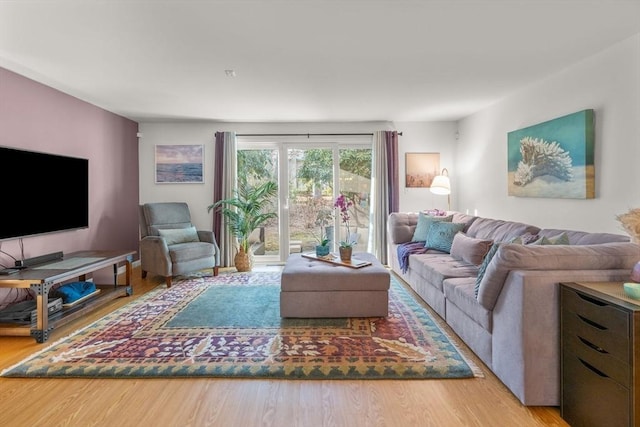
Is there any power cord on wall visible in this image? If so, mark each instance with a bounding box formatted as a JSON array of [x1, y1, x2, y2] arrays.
[[0, 244, 20, 274]]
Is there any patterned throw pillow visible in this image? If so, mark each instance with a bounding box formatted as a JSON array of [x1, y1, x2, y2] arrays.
[[411, 213, 453, 242], [531, 232, 570, 245], [475, 243, 501, 298], [509, 232, 539, 245], [424, 222, 465, 253]]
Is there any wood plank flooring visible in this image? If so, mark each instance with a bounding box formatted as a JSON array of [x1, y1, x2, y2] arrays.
[[0, 266, 568, 427]]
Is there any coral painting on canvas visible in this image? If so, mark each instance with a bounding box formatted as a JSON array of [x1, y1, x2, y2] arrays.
[[507, 109, 594, 199]]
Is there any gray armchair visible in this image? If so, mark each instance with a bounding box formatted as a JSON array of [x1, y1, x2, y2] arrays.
[[139, 202, 220, 287]]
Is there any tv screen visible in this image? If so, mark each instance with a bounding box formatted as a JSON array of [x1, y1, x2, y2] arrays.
[[0, 146, 89, 241]]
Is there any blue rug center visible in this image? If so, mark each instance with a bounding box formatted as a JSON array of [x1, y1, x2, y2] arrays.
[[166, 285, 348, 328]]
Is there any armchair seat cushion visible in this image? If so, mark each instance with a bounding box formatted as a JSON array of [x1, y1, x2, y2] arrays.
[[169, 241, 216, 263]]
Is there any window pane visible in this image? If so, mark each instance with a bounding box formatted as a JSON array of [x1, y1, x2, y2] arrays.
[[338, 148, 372, 251]]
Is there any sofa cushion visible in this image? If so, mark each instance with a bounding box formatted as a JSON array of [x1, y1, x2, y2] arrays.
[[444, 278, 492, 332], [411, 213, 453, 242], [410, 253, 479, 293], [425, 222, 465, 252], [159, 226, 200, 245], [465, 217, 540, 242], [476, 242, 640, 310], [450, 233, 493, 265]]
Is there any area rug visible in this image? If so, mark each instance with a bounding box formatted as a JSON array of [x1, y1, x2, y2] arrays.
[[1, 271, 482, 379]]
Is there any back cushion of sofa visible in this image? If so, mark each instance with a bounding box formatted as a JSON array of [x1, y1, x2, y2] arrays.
[[476, 242, 640, 310], [388, 212, 419, 244], [538, 228, 630, 245], [450, 212, 478, 232], [466, 217, 540, 243]]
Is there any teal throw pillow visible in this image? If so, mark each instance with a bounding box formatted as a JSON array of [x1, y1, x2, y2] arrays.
[[424, 222, 465, 253], [158, 226, 200, 245], [411, 213, 453, 242], [475, 243, 500, 298]]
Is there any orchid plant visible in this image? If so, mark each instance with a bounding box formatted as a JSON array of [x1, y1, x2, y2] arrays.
[[334, 194, 357, 248]]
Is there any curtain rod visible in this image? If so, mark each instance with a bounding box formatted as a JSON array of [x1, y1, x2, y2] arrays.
[[234, 132, 402, 137]]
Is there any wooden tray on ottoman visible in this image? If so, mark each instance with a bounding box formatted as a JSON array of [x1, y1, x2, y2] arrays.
[[301, 252, 372, 268]]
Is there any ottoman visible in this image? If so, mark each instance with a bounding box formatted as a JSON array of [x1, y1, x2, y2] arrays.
[[280, 252, 390, 318]]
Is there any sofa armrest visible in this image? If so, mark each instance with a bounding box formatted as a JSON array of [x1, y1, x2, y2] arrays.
[[388, 212, 419, 244], [478, 242, 640, 310], [492, 268, 633, 406]]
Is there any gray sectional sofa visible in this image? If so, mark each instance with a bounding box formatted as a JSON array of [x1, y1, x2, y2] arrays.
[[388, 211, 640, 406]]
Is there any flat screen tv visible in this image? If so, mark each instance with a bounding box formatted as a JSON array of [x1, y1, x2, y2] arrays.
[[0, 146, 89, 241]]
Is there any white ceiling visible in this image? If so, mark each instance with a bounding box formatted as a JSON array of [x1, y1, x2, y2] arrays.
[[1, 1, 639, 123]]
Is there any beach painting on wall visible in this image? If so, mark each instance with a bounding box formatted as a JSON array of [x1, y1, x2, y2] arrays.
[[155, 145, 204, 184], [507, 109, 595, 199], [405, 152, 440, 188]]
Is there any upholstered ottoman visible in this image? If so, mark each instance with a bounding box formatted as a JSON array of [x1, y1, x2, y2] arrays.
[[280, 252, 390, 318]]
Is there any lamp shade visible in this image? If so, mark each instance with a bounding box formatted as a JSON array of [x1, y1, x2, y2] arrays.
[[430, 175, 451, 195]]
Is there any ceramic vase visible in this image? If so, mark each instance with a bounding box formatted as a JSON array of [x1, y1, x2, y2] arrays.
[[315, 245, 330, 257], [631, 261, 640, 283], [339, 246, 352, 262]]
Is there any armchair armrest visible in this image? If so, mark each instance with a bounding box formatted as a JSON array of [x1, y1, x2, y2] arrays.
[[197, 230, 221, 267], [139, 236, 171, 275]]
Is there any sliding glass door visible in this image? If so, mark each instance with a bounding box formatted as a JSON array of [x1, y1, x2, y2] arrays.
[[238, 138, 372, 263]]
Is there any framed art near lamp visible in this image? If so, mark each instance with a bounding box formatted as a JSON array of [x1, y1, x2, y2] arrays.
[[155, 144, 204, 184], [507, 109, 595, 199], [405, 152, 440, 188]]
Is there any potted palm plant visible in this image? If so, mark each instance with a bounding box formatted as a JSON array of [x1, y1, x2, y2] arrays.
[[208, 181, 278, 272]]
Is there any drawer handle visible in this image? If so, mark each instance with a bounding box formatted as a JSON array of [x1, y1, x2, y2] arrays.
[[578, 358, 609, 378], [576, 292, 606, 306], [577, 314, 606, 330], [578, 336, 608, 354]]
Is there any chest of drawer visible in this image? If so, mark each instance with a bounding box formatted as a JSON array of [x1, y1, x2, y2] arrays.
[[560, 282, 640, 427]]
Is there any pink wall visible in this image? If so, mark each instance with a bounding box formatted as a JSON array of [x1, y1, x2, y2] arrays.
[[0, 67, 139, 308]]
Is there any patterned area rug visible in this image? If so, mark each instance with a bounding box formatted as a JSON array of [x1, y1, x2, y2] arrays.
[[2, 271, 482, 379]]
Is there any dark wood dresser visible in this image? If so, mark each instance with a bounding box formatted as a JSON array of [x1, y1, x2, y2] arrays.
[[560, 281, 640, 427]]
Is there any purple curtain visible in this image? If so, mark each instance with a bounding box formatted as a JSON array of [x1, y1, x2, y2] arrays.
[[385, 131, 399, 213], [212, 132, 225, 244]]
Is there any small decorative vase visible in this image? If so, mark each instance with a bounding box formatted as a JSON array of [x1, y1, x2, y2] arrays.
[[316, 245, 330, 257], [339, 246, 352, 262], [631, 261, 640, 283]]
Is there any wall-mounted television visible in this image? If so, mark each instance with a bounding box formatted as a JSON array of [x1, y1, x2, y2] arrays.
[[0, 146, 89, 241]]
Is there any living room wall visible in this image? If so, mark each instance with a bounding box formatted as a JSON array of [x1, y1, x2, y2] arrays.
[[0, 67, 140, 307], [455, 33, 640, 234], [138, 120, 457, 231]]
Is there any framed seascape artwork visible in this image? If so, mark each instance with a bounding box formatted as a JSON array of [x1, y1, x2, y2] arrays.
[[405, 152, 440, 188], [155, 144, 204, 184], [507, 109, 595, 199]]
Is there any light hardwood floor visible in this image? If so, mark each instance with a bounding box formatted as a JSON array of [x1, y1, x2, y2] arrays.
[[0, 266, 568, 427]]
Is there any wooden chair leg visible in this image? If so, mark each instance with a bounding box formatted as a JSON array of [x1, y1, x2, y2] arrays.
[[165, 276, 172, 288], [213, 266, 219, 276], [141, 270, 147, 278]]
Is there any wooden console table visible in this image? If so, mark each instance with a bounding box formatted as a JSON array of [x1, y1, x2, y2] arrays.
[[0, 250, 135, 343]]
